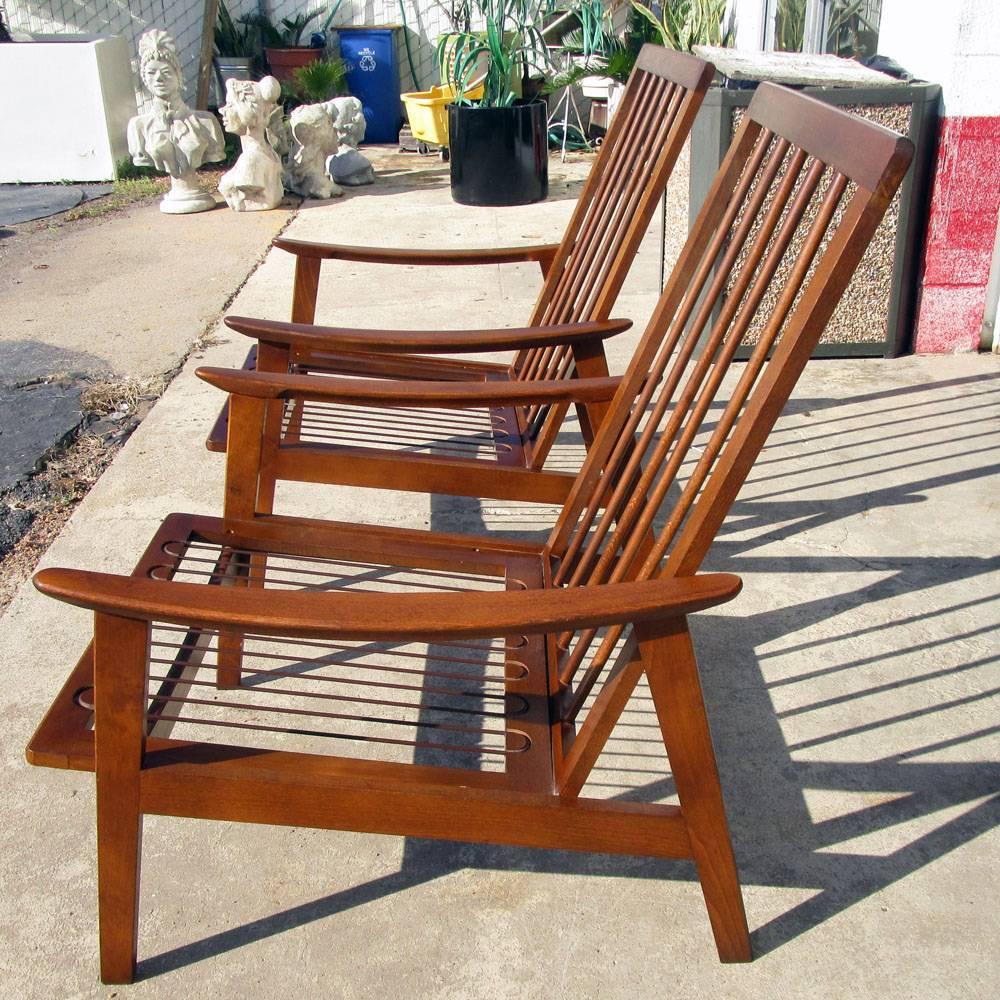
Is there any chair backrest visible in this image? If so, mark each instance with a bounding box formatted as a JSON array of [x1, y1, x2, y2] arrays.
[[514, 44, 715, 450], [546, 82, 913, 723]]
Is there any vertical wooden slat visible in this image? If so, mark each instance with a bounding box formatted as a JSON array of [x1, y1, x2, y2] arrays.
[[592, 148, 818, 592], [546, 115, 771, 562], [556, 137, 798, 597], [195, 0, 221, 111], [552, 99, 912, 722], [559, 161, 839, 706], [664, 168, 908, 578], [556, 636, 644, 798], [521, 70, 661, 356], [224, 394, 268, 522]]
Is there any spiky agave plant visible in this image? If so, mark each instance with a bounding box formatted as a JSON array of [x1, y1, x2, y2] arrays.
[[630, 0, 733, 53], [774, 0, 806, 52], [215, 0, 257, 58], [440, 0, 551, 107], [239, 5, 328, 48]]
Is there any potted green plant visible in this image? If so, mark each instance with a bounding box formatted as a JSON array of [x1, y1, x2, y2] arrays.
[[214, 0, 257, 84], [239, 5, 328, 82], [443, 0, 551, 206], [554, 0, 619, 98], [631, 0, 735, 53], [284, 56, 348, 108]]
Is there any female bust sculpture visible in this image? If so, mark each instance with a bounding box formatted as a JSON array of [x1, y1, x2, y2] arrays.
[[218, 76, 285, 212], [283, 104, 343, 200], [126, 29, 225, 214]]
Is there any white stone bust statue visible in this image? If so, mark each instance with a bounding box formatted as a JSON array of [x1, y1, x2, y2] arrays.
[[320, 96, 367, 149], [316, 97, 375, 187], [127, 29, 225, 214], [219, 76, 285, 212], [284, 104, 344, 200]]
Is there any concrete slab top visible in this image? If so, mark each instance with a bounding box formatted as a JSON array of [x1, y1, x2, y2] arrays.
[[694, 46, 904, 87]]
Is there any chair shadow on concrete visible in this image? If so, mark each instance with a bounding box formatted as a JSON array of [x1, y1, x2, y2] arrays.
[[139, 370, 999, 978]]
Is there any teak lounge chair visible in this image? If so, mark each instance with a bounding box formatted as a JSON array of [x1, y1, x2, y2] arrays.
[[207, 45, 716, 508], [28, 84, 912, 984]]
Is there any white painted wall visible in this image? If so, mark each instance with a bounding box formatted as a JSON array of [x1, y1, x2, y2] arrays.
[[879, 0, 1000, 115], [731, 0, 767, 51], [0, 35, 136, 182]]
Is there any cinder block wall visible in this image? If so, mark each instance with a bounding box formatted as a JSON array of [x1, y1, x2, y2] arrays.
[[880, 0, 1000, 352], [5, 1, 466, 111]]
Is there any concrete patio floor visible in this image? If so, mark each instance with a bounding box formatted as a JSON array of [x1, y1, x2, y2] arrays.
[[0, 149, 998, 997]]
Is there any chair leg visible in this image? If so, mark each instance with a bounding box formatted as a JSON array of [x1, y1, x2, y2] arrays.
[[97, 789, 144, 984], [94, 613, 148, 983], [215, 549, 250, 689], [636, 618, 752, 963], [291, 255, 321, 325]]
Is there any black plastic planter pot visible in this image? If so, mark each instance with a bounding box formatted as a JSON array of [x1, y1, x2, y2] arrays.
[[448, 101, 548, 207]]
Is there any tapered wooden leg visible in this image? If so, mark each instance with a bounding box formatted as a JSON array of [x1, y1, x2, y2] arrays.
[[218, 391, 274, 689], [253, 344, 293, 517], [214, 549, 250, 689], [94, 613, 149, 984], [636, 617, 752, 963], [571, 340, 613, 450], [290, 254, 321, 325], [216, 630, 245, 690]]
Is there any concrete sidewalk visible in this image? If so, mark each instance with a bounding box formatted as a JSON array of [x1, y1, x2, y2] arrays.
[[1, 152, 998, 998], [0, 196, 293, 382]]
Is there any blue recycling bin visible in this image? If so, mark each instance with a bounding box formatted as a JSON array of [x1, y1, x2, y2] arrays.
[[338, 26, 402, 144]]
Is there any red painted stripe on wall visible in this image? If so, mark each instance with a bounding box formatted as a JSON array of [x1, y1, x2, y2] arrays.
[[914, 115, 1000, 353]]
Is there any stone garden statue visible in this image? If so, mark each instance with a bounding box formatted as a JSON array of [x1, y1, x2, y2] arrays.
[[219, 76, 285, 212], [127, 29, 225, 214], [321, 96, 367, 149], [283, 104, 344, 200], [319, 96, 375, 187]]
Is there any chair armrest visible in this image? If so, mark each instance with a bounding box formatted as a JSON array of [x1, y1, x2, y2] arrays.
[[223, 315, 632, 355], [273, 236, 561, 268], [34, 569, 742, 642], [196, 367, 624, 407]]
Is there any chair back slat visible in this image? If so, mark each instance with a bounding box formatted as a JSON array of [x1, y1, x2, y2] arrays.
[[560, 145, 821, 600], [512, 46, 715, 449], [553, 127, 787, 591], [542, 82, 684, 326], [543, 83, 914, 722]]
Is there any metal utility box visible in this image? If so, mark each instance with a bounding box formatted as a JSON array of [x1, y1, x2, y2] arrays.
[[679, 50, 939, 357], [0, 35, 136, 182]]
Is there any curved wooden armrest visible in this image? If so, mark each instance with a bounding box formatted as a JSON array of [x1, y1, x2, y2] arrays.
[[273, 236, 561, 267], [34, 568, 741, 642], [223, 315, 632, 355], [196, 367, 624, 407]]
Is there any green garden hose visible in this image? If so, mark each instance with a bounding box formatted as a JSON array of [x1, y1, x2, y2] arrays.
[[397, 1, 422, 90]]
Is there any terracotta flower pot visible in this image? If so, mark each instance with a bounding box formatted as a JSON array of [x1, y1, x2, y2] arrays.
[[264, 47, 320, 82]]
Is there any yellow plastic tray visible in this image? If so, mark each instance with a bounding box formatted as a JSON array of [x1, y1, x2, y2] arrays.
[[401, 81, 484, 148]]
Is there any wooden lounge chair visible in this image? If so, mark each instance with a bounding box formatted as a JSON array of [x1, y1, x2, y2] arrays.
[[206, 45, 716, 508], [27, 84, 912, 984]]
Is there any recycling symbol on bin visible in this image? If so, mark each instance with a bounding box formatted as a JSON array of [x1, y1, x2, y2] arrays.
[[359, 47, 377, 72]]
